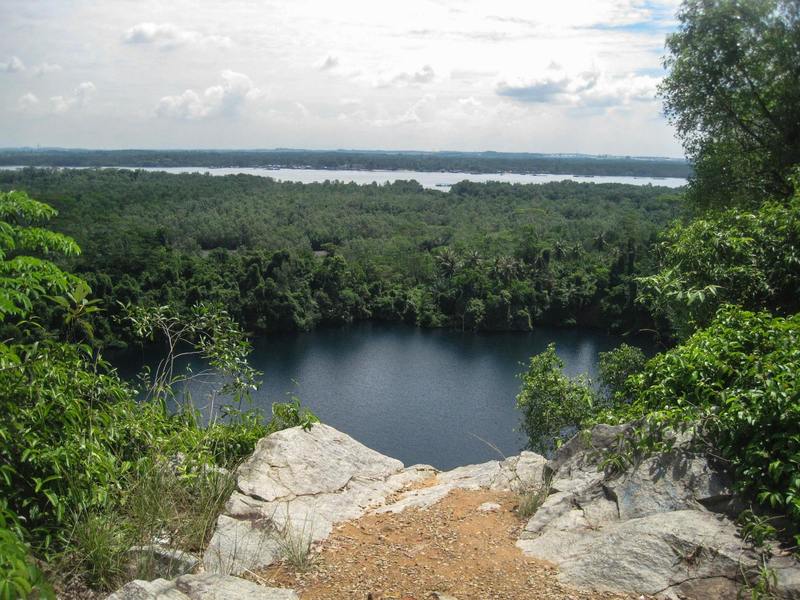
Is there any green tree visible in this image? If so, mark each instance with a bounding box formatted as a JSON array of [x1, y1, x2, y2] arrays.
[[597, 343, 647, 399], [464, 297, 485, 331], [638, 190, 800, 337], [660, 0, 800, 210], [516, 344, 596, 452], [0, 190, 80, 321]]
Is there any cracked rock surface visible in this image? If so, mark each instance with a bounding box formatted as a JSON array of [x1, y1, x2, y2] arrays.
[[204, 423, 436, 575], [516, 424, 800, 600], [105, 573, 297, 599], [199, 422, 799, 599]]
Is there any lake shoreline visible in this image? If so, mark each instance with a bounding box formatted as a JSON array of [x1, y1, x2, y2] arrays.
[[114, 320, 654, 470]]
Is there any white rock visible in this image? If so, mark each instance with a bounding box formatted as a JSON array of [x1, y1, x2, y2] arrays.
[[127, 545, 200, 578], [517, 424, 800, 599], [437, 460, 501, 489], [519, 510, 752, 599], [105, 574, 297, 599], [204, 424, 431, 575]]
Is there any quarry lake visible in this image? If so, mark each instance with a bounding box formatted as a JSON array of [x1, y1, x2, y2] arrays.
[[121, 323, 651, 470]]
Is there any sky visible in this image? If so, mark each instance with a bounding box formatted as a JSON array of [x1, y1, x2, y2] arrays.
[[0, 0, 685, 157]]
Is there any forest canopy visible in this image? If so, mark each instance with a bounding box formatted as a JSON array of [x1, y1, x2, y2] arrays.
[[0, 168, 682, 348]]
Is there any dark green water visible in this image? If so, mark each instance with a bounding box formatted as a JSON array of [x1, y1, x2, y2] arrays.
[[124, 322, 648, 470]]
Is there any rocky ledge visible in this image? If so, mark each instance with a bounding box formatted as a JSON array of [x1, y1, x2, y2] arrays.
[[204, 423, 546, 576], [107, 423, 800, 599], [516, 424, 799, 599]]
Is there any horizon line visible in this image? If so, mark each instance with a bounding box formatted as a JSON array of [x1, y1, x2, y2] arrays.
[[0, 146, 688, 162]]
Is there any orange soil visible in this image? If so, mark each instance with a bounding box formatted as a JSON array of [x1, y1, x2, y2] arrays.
[[254, 485, 639, 600]]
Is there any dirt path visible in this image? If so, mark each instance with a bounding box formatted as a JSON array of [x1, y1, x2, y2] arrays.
[[254, 485, 636, 600]]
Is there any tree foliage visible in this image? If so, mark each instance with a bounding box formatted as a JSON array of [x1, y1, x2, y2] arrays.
[[0, 191, 316, 596], [660, 0, 800, 210], [0, 190, 79, 321], [639, 188, 800, 338], [0, 506, 52, 600], [598, 307, 800, 544], [597, 343, 647, 399], [515, 344, 596, 453], [0, 169, 681, 346]]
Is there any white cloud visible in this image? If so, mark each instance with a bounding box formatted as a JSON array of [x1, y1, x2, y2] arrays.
[[497, 69, 599, 103], [318, 55, 339, 71], [32, 62, 62, 76], [294, 102, 310, 118], [0, 0, 685, 156], [123, 22, 231, 49], [156, 70, 262, 119], [17, 92, 39, 110], [377, 65, 435, 88], [497, 66, 659, 110], [1, 56, 25, 73], [371, 94, 437, 127], [50, 81, 96, 113]]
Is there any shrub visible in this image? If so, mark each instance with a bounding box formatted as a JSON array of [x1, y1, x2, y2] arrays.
[[599, 306, 800, 544], [66, 513, 131, 590], [516, 343, 596, 453], [0, 191, 320, 592], [517, 483, 551, 520], [597, 343, 646, 399], [0, 507, 53, 599], [638, 194, 800, 339]]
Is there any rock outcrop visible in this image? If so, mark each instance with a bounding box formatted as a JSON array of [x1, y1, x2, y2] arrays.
[[376, 451, 547, 514], [105, 573, 297, 599], [204, 423, 548, 576], [107, 423, 800, 600], [204, 423, 437, 575], [516, 424, 800, 600]]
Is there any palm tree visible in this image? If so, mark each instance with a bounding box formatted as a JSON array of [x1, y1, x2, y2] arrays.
[[463, 249, 482, 269], [593, 231, 608, 250], [491, 255, 519, 282], [435, 247, 460, 278]]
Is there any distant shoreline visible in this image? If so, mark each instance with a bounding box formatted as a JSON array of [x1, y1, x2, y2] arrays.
[[0, 148, 692, 179], [0, 164, 688, 190]]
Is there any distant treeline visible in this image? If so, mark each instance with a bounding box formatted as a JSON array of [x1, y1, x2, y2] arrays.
[[0, 148, 692, 178]]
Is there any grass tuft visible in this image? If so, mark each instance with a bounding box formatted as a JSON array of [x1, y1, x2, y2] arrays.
[[517, 484, 550, 520]]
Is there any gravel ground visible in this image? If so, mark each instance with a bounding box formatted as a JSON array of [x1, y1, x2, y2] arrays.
[[254, 486, 642, 600]]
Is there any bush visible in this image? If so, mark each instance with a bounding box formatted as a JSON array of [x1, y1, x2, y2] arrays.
[[515, 343, 596, 453], [638, 194, 800, 338], [600, 306, 800, 544], [0, 507, 53, 599], [597, 343, 646, 399], [516, 342, 649, 453], [0, 191, 320, 592]]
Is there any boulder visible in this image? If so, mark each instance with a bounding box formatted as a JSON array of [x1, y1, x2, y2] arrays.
[[519, 509, 755, 598], [516, 424, 800, 599], [377, 451, 547, 514], [127, 545, 200, 579], [105, 573, 297, 599], [606, 450, 739, 520], [204, 424, 436, 575]]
